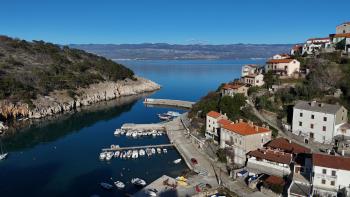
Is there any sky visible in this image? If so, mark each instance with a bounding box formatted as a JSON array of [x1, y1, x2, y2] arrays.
[[0, 0, 349, 45]]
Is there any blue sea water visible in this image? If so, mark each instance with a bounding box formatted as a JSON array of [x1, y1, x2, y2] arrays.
[[0, 59, 265, 197]]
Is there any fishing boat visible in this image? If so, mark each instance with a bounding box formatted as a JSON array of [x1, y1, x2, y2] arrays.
[[114, 181, 125, 189], [173, 158, 182, 164], [99, 152, 106, 160], [131, 178, 146, 187], [0, 139, 8, 160], [163, 149, 167, 153], [156, 148, 161, 154], [100, 182, 113, 190]]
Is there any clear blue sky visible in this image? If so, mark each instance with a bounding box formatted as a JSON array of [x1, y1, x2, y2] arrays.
[[1, 0, 349, 44]]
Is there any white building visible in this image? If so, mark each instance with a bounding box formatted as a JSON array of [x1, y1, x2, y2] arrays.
[[221, 83, 248, 97], [292, 100, 348, 144], [290, 45, 302, 56], [265, 58, 300, 77], [241, 64, 261, 77], [312, 153, 350, 197], [241, 73, 264, 87], [302, 37, 331, 55], [330, 33, 350, 53], [272, 54, 291, 60], [219, 120, 271, 165], [205, 111, 227, 143], [336, 22, 350, 34]]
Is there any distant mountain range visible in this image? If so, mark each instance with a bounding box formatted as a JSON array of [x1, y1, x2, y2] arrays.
[[69, 43, 294, 60]]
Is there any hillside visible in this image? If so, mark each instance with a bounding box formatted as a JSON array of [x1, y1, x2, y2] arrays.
[[70, 43, 293, 60], [0, 36, 160, 120]]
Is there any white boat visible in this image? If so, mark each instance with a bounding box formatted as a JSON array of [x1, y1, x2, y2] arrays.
[[173, 158, 182, 164], [151, 148, 156, 154], [131, 178, 146, 186], [114, 181, 125, 189], [146, 148, 152, 156], [139, 149, 145, 156], [157, 148, 161, 154], [166, 111, 180, 117], [120, 152, 123, 158], [100, 182, 113, 190], [163, 149, 167, 153], [127, 150, 132, 158], [132, 132, 138, 138], [114, 151, 120, 158], [158, 113, 172, 120], [106, 154, 113, 161], [114, 129, 122, 136], [132, 150, 139, 159], [0, 139, 8, 161], [99, 152, 106, 160]]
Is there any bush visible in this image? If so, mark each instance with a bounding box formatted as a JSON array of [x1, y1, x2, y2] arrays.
[[216, 149, 227, 163]]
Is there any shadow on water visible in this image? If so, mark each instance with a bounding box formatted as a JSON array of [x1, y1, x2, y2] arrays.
[[0, 162, 61, 196], [1, 92, 154, 152]]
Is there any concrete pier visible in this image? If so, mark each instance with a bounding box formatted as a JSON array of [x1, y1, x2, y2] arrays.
[[143, 98, 195, 109], [102, 144, 174, 152], [121, 123, 165, 131]]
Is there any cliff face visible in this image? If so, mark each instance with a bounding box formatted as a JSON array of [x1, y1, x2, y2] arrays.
[[0, 77, 160, 120]]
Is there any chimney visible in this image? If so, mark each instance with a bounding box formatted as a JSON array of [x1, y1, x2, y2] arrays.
[[289, 139, 292, 144], [342, 149, 345, 156]]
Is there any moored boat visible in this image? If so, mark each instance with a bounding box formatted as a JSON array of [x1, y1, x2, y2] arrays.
[[173, 158, 182, 164], [163, 149, 167, 153], [114, 181, 125, 189], [100, 182, 113, 190], [99, 152, 106, 160], [131, 178, 146, 187]]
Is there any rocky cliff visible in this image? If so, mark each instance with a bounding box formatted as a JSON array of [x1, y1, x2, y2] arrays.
[[0, 76, 160, 120]]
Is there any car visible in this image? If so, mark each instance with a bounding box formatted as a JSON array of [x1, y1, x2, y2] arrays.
[[191, 158, 198, 165]]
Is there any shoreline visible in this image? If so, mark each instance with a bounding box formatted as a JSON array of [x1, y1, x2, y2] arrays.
[[0, 77, 160, 128]]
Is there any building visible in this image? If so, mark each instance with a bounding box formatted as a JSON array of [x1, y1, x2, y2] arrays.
[[336, 22, 350, 34], [221, 83, 248, 97], [288, 153, 313, 197], [241, 73, 264, 87], [272, 54, 291, 60], [292, 100, 348, 144], [246, 148, 292, 177], [302, 37, 332, 55], [241, 64, 261, 77], [264, 137, 311, 155], [219, 119, 271, 165], [330, 33, 350, 53], [290, 45, 302, 56], [312, 153, 350, 196], [265, 59, 300, 77], [205, 111, 228, 143]]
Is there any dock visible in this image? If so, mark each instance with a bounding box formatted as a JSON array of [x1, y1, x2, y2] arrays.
[[121, 123, 165, 131], [102, 144, 174, 152], [133, 175, 180, 197], [143, 98, 195, 109]]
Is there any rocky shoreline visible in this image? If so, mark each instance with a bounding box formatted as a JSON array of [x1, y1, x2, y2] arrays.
[[0, 76, 160, 123]]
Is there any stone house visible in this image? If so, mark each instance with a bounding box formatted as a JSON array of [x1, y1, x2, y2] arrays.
[[221, 83, 248, 97], [265, 58, 300, 77], [336, 22, 350, 34], [241, 73, 265, 87]]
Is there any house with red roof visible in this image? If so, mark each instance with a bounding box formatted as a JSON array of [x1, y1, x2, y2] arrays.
[[302, 37, 332, 55], [265, 58, 300, 77], [221, 83, 248, 97], [312, 153, 350, 197], [290, 45, 302, 56], [205, 111, 228, 143], [219, 119, 271, 165]]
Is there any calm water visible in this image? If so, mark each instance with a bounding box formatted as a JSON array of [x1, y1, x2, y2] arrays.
[[0, 59, 264, 197]]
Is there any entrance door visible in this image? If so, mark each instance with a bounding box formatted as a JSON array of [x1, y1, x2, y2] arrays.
[[310, 132, 314, 139]]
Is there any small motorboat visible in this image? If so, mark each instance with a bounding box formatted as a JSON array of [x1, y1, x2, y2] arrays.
[[114, 129, 122, 136], [132, 132, 138, 138], [139, 149, 146, 156], [151, 148, 156, 154], [114, 151, 120, 158], [166, 111, 180, 117], [99, 152, 106, 160], [156, 148, 161, 154], [114, 181, 125, 189], [158, 114, 172, 121], [173, 158, 182, 164], [0, 153, 8, 160], [146, 148, 152, 156], [163, 149, 167, 153], [100, 182, 113, 190], [131, 178, 146, 187], [127, 150, 132, 158], [132, 150, 139, 159]]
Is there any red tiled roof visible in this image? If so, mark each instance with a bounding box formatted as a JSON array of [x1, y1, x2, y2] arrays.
[[307, 37, 330, 41], [222, 83, 245, 90], [264, 175, 285, 185], [264, 138, 311, 154], [292, 45, 302, 50], [333, 33, 350, 38], [207, 111, 222, 119], [217, 119, 232, 126], [222, 121, 270, 136], [313, 153, 350, 171], [248, 149, 292, 165], [266, 59, 295, 64]]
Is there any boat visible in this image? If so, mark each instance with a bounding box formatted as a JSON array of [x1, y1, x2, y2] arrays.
[[139, 149, 145, 156], [132, 132, 138, 138], [157, 148, 161, 154], [146, 148, 152, 156], [120, 152, 123, 158], [114, 129, 122, 136], [114, 181, 125, 189], [0, 139, 8, 160], [163, 149, 167, 153], [158, 113, 172, 121], [100, 182, 113, 190], [151, 148, 156, 154], [166, 111, 180, 117], [132, 150, 139, 159], [173, 158, 182, 164], [106, 153, 113, 161], [127, 150, 132, 158], [114, 151, 120, 158], [99, 152, 106, 160], [131, 178, 146, 186]]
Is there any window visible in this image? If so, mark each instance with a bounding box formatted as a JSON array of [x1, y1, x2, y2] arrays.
[[323, 126, 326, 131], [310, 124, 314, 129], [300, 113, 303, 117], [332, 170, 336, 176], [324, 117, 327, 121], [311, 114, 315, 119], [322, 169, 327, 174], [331, 181, 335, 186], [299, 121, 302, 126], [322, 179, 326, 184]]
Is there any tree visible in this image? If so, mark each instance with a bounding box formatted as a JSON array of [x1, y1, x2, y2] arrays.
[[219, 94, 246, 120]]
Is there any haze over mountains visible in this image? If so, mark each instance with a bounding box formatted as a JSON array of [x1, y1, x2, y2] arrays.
[[70, 43, 294, 60]]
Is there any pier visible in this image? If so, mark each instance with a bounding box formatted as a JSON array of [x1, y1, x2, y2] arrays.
[[143, 98, 195, 109], [102, 144, 174, 152], [121, 123, 165, 131]]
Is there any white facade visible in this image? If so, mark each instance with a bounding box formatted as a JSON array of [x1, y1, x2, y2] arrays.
[[241, 74, 264, 87], [205, 112, 227, 143], [292, 101, 348, 144], [241, 64, 259, 77], [265, 59, 300, 76], [336, 22, 350, 34], [272, 54, 290, 60], [302, 38, 331, 55]]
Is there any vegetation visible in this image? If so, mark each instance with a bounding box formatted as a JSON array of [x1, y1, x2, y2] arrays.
[[216, 149, 227, 163], [0, 35, 134, 103]]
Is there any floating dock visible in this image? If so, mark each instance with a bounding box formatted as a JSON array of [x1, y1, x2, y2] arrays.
[[121, 123, 165, 131], [102, 144, 174, 152], [143, 98, 195, 109]]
